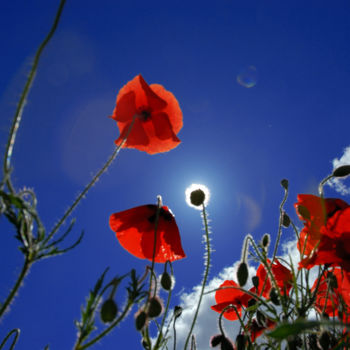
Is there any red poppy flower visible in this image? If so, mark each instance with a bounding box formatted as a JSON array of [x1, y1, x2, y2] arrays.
[[247, 318, 276, 342], [311, 269, 342, 317], [109, 204, 186, 263], [295, 194, 349, 255], [110, 74, 182, 154], [211, 280, 251, 321], [296, 196, 350, 271], [255, 259, 293, 297]]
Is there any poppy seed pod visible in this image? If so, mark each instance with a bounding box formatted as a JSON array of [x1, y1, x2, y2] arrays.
[[147, 296, 163, 318], [237, 261, 249, 287], [252, 275, 259, 289], [100, 299, 118, 323], [190, 189, 206, 206]]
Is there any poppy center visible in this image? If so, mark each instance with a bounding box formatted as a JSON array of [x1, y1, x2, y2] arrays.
[[138, 108, 151, 121]]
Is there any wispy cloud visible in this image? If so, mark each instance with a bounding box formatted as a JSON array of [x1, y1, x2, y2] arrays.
[[328, 146, 350, 195]]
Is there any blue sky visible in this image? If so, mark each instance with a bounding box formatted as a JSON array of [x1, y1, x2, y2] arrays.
[[1, 1, 350, 349]]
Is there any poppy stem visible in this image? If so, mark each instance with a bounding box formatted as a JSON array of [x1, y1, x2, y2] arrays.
[[183, 204, 211, 350], [318, 174, 333, 198], [1, 0, 67, 194], [46, 115, 137, 243], [0, 328, 20, 350]]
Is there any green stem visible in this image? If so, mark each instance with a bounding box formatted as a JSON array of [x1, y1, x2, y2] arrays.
[[0, 259, 31, 320], [46, 115, 137, 243], [74, 300, 133, 350], [0, 329, 20, 350], [2, 0, 67, 193], [183, 204, 211, 350]]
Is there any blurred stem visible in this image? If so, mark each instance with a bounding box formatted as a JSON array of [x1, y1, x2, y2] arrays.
[[0, 259, 31, 320], [0, 329, 20, 350], [74, 300, 133, 350], [183, 204, 211, 350], [1, 0, 67, 194], [272, 184, 288, 262], [318, 174, 333, 198], [154, 262, 174, 350], [46, 115, 137, 243]]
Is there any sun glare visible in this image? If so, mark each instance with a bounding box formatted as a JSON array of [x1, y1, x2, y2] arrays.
[[185, 183, 210, 210]]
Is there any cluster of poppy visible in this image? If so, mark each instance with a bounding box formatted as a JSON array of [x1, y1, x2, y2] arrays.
[[211, 259, 293, 341]]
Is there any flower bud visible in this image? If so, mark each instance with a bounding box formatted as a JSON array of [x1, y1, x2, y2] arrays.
[[318, 331, 330, 350], [147, 296, 163, 318], [269, 288, 280, 305], [174, 305, 183, 319], [210, 334, 224, 347], [190, 189, 206, 206], [135, 310, 147, 331], [252, 276, 259, 289], [280, 179, 289, 190], [160, 272, 173, 291], [262, 233, 270, 248], [100, 299, 118, 323], [221, 337, 234, 350], [282, 212, 291, 227], [333, 165, 350, 178], [237, 262, 249, 287], [235, 334, 246, 350], [256, 310, 266, 327]]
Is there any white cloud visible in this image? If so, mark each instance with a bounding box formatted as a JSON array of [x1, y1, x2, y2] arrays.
[[328, 146, 350, 195], [161, 262, 256, 350]]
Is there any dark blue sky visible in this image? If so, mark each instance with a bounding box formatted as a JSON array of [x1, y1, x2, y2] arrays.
[[1, 1, 350, 349]]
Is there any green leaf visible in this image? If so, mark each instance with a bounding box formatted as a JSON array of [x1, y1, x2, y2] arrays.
[[267, 320, 321, 339]]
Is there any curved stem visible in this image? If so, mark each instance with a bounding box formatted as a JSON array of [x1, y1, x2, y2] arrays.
[[272, 185, 288, 262], [0, 259, 31, 320], [2, 0, 67, 193], [46, 115, 137, 242], [183, 204, 211, 350], [74, 300, 133, 350], [0, 329, 20, 350]]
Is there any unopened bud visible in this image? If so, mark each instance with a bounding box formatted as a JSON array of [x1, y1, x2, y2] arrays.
[[333, 165, 350, 178], [236, 334, 246, 350], [269, 288, 280, 305], [252, 276, 259, 289], [256, 310, 266, 327], [237, 262, 249, 287], [262, 233, 270, 248], [190, 189, 206, 206], [100, 299, 118, 323], [210, 334, 224, 347], [281, 179, 289, 190], [135, 310, 147, 331], [318, 331, 330, 350], [282, 212, 291, 227], [160, 272, 173, 291], [221, 337, 234, 350], [174, 305, 183, 319], [148, 296, 163, 318]]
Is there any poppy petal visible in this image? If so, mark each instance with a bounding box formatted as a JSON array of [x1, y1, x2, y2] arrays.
[[115, 118, 149, 148], [109, 204, 185, 263], [112, 90, 137, 122]]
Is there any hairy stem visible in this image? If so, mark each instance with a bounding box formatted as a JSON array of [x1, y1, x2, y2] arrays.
[[183, 204, 211, 350], [0, 259, 31, 320], [2, 0, 67, 193]]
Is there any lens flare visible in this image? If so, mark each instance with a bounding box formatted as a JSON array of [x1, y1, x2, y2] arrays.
[[237, 65, 257, 88]]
